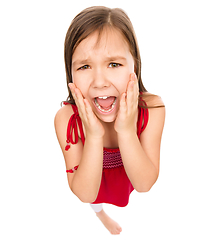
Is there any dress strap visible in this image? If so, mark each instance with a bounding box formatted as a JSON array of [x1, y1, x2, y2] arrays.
[[65, 104, 85, 151], [137, 99, 149, 137]]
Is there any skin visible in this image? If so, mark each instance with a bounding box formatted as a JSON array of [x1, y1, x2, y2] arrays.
[[71, 28, 135, 125], [54, 28, 165, 235]]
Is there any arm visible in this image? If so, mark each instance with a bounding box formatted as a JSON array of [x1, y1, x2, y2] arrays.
[[54, 86, 105, 203], [118, 106, 165, 192], [71, 134, 103, 203], [115, 73, 165, 192]]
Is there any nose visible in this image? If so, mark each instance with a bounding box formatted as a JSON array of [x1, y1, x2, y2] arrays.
[[91, 69, 110, 89]]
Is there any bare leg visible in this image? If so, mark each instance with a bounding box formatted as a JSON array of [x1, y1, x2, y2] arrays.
[[90, 204, 122, 235]]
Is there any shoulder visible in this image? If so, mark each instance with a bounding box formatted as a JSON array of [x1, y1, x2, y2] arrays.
[[54, 104, 74, 127], [141, 93, 165, 139], [146, 93, 165, 126], [142, 92, 165, 108], [54, 104, 74, 147]]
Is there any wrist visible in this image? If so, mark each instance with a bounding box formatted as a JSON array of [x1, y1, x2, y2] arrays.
[[85, 127, 105, 140], [117, 129, 137, 139], [85, 134, 104, 144]]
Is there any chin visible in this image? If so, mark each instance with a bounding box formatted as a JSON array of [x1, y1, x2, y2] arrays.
[[97, 114, 117, 123]]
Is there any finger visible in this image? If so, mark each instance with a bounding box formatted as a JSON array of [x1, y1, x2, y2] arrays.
[[68, 83, 77, 100], [83, 99, 97, 124], [84, 99, 93, 116], [126, 73, 136, 108], [74, 88, 86, 111], [70, 87, 88, 122], [68, 82, 75, 90], [132, 73, 139, 103], [68, 83, 78, 106], [119, 92, 127, 114]]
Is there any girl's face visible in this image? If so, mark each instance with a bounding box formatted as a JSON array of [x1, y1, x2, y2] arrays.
[[71, 28, 135, 123]]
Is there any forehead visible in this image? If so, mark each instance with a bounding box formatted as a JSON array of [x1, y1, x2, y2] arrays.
[[72, 28, 131, 61]]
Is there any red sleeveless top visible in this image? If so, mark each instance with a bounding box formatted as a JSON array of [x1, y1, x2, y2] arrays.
[[64, 100, 148, 207]]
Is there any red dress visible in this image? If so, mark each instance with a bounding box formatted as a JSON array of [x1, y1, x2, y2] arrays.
[[64, 101, 148, 207]]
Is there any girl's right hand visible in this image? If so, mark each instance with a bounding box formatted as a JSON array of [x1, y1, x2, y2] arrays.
[[69, 83, 105, 139]]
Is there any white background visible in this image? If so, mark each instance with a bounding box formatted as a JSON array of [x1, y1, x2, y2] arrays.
[[0, 0, 211, 239]]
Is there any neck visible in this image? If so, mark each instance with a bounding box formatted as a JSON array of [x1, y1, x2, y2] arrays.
[[100, 120, 118, 149]]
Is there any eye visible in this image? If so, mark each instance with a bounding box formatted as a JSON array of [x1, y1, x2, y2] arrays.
[[78, 65, 90, 70], [108, 63, 121, 68]]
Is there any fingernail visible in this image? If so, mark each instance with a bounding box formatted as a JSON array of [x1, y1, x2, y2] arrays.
[[132, 73, 136, 80], [68, 83, 73, 89]]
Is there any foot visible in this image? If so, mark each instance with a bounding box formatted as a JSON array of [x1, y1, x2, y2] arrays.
[[96, 209, 122, 235]]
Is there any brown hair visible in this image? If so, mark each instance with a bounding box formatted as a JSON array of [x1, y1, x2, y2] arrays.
[[64, 6, 164, 108]]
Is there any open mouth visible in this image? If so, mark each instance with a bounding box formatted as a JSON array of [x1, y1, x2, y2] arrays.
[[94, 96, 117, 113]]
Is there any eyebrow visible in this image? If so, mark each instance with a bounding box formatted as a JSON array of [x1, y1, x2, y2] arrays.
[[104, 56, 127, 62], [72, 55, 127, 67], [72, 59, 91, 67]]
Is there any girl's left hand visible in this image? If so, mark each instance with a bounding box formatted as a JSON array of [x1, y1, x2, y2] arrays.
[[114, 73, 139, 135]]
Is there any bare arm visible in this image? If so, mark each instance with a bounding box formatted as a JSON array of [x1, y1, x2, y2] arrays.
[[54, 85, 105, 203], [118, 106, 165, 192], [115, 73, 165, 192], [71, 135, 103, 202]]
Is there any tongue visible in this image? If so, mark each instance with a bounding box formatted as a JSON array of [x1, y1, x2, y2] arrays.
[[96, 96, 116, 109]]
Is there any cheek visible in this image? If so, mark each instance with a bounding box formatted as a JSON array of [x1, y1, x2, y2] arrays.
[[115, 58, 135, 92], [72, 72, 89, 97], [112, 69, 131, 93]]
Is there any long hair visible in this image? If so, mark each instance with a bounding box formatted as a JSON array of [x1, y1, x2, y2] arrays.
[[64, 6, 164, 108]]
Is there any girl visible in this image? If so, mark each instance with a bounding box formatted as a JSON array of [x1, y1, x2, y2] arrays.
[[55, 6, 165, 235]]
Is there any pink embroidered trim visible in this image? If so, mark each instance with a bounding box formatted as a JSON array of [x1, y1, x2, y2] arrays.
[[103, 149, 123, 169]]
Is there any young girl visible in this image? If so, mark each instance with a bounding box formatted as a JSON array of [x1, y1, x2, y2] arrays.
[[55, 6, 165, 235]]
